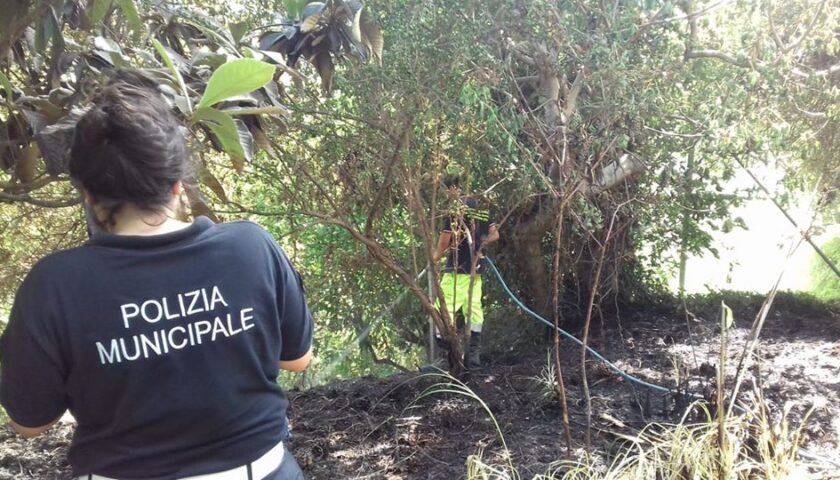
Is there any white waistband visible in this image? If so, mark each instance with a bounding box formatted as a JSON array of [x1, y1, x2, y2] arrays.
[[81, 441, 285, 480]]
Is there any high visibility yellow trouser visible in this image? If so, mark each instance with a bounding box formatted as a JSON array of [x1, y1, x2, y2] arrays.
[[437, 273, 484, 332]]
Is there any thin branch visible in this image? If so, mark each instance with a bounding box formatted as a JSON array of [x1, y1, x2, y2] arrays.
[[365, 122, 411, 236], [780, 0, 827, 55], [643, 125, 705, 138], [363, 340, 410, 373], [551, 205, 573, 459], [767, 1, 784, 51], [636, 0, 734, 29], [792, 104, 828, 120], [580, 202, 627, 449], [684, 49, 754, 69], [290, 108, 396, 140]]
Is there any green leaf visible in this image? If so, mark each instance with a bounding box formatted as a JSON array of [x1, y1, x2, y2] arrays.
[[0, 71, 13, 104], [229, 21, 248, 44], [114, 0, 143, 35], [152, 39, 192, 113], [199, 165, 229, 202], [88, 0, 113, 25], [196, 58, 275, 110], [193, 107, 246, 171], [222, 106, 290, 117], [283, 0, 308, 20]]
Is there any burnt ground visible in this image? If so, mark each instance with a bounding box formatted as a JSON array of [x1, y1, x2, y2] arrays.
[[2, 304, 839, 479]]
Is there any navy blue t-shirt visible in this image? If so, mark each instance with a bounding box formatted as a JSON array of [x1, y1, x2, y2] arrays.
[[442, 197, 496, 274], [0, 217, 314, 479]]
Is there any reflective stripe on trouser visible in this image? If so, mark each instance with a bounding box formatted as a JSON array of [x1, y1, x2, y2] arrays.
[[436, 273, 484, 332]]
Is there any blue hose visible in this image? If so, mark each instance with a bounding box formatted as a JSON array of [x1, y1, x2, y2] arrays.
[[483, 258, 840, 469], [485, 256, 694, 397]]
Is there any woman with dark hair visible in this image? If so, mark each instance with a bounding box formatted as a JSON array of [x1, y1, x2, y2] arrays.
[[0, 72, 313, 480]]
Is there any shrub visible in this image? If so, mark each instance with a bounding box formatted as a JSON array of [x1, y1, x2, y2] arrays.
[[810, 236, 840, 302]]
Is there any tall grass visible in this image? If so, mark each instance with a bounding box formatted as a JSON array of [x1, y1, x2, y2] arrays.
[[465, 395, 823, 480], [414, 366, 826, 480], [411, 370, 519, 480]]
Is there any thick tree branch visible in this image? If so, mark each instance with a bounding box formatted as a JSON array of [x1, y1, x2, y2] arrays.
[[586, 154, 645, 195], [0, 175, 64, 192], [791, 63, 840, 79], [0, 191, 81, 207], [561, 67, 585, 125]]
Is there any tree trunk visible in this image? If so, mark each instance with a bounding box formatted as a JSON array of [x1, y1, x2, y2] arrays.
[[508, 197, 560, 317]]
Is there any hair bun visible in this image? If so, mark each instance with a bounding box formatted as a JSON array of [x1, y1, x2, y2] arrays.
[[77, 106, 113, 147]]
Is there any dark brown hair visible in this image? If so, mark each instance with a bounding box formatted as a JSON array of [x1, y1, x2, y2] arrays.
[[69, 70, 188, 219]]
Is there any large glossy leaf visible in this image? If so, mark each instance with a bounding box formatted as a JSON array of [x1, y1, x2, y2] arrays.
[[34, 11, 55, 52], [193, 107, 247, 171], [350, 6, 363, 43], [88, 0, 113, 25], [184, 184, 220, 222], [300, 2, 326, 33], [313, 50, 334, 92], [191, 48, 227, 69], [152, 39, 192, 112], [360, 10, 383, 64], [229, 22, 248, 45], [199, 165, 229, 202], [114, 0, 143, 35], [196, 58, 276, 110], [94, 36, 122, 54], [34, 109, 86, 175], [235, 119, 254, 165], [283, 0, 308, 20], [259, 27, 296, 51]]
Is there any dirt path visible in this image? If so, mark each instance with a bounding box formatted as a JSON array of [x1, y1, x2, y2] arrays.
[[2, 308, 838, 479]]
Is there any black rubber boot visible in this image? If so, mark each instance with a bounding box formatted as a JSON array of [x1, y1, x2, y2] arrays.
[[467, 332, 481, 368], [419, 337, 450, 373]]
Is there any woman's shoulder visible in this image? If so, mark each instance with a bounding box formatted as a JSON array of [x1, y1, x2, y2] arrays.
[[209, 219, 285, 254], [17, 246, 90, 294], [212, 219, 275, 242]]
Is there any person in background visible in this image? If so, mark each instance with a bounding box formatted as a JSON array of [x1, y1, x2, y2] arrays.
[[0, 70, 313, 480], [433, 175, 499, 368]]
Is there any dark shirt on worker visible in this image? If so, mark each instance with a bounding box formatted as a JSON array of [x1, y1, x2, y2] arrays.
[[0, 217, 313, 479], [442, 197, 496, 274]]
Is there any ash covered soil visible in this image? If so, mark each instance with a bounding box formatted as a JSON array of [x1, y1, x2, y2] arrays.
[[2, 306, 839, 479]]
